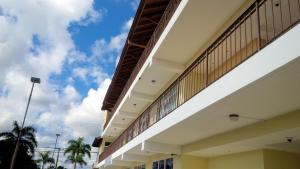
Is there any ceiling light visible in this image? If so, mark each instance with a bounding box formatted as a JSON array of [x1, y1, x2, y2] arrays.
[[229, 114, 239, 121], [286, 137, 293, 143]]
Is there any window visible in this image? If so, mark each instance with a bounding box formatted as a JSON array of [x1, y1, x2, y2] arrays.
[[152, 161, 158, 169], [159, 160, 164, 169], [166, 158, 173, 169], [152, 158, 173, 169], [134, 164, 146, 169]]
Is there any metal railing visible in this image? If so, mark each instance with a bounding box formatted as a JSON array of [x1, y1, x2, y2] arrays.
[[99, 0, 300, 162]]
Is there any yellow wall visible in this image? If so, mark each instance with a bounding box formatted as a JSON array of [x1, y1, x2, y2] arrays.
[[207, 150, 264, 169], [181, 155, 207, 169], [263, 149, 300, 169]]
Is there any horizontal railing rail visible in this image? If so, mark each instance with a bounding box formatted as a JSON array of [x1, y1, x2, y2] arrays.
[[99, 0, 300, 162]]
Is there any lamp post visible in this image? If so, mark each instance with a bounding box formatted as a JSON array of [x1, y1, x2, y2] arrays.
[[55, 148, 61, 169], [9, 77, 41, 169], [50, 134, 60, 168]]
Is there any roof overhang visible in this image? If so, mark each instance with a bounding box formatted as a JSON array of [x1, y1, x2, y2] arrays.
[[101, 0, 170, 111]]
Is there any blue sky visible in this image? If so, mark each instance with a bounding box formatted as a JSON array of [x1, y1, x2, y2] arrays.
[[55, 0, 137, 97], [0, 0, 139, 168]]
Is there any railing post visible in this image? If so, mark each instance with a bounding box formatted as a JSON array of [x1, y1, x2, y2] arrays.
[[176, 78, 180, 107], [205, 50, 209, 87], [256, 0, 261, 50]]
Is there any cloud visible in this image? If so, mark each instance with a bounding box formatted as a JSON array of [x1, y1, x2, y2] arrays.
[[131, 0, 140, 10], [64, 79, 111, 138], [0, 0, 134, 168], [0, 0, 105, 168], [90, 17, 133, 66]]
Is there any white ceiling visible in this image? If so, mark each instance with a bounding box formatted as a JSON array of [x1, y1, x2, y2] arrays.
[[149, 56, 300, 148], [104, 0, 251, 139], [190, 127, 300, 157]]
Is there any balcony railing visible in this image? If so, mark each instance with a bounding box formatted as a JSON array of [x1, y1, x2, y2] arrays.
[[99, 0, 300, 162]]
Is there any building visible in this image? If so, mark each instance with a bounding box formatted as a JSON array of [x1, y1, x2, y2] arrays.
[[92, 0, 300, 168]]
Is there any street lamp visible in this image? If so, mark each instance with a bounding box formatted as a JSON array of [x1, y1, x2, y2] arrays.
[[50, 134, 60, 168], [9, 77, 41, 169]]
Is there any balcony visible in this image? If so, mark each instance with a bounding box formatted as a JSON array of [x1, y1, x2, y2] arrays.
[[99, 0, 300, 164]]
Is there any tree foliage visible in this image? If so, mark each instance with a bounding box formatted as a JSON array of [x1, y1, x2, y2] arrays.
[[36, 151, 55, 169], [0, 121, 38, 169], [64, 137, 91, 169]]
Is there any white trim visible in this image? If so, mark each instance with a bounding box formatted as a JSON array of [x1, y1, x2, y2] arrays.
[[101, 0, 190, 137], [141, 141, 181, 154]]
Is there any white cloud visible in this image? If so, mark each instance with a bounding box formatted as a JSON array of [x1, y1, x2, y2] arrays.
[[64, 79, 111, 138], [90, 17, 133, 66], [0, 0, 134, 168], [73, 67, 89, 81], [131, 0, 140, 10], [0, 1, 105, 168]]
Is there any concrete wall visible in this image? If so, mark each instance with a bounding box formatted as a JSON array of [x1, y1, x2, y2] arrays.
[[207, 150, 264, 169], [263, 149, 300, 169]]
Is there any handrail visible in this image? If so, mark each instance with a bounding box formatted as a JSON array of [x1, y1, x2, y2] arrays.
[[99, 0, 300, 162]]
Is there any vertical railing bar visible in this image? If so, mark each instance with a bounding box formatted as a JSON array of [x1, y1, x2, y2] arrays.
[[279, 0, 284, 31], [298, 0, 300, 16], [226, 34, 228, 73], [230, 31, 232, 71], [225, 33, 228, 73], [213, 49, 216, 82], [271, 0, 275, 37], [250, 14, 253, 54], [264, 2, 268, 42], [240, 21, 242, 62], [201, 60, 204, 90], [245, 19, 248, 59], [288, 0, 292, 25], [205, 50, 208, 86], [256, 0, 261, 50], [191, 64, 195, 99], [217, 43, 220, 78]]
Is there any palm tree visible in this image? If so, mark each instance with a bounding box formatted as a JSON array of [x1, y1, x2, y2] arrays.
[[36, 152, 54, 169], [64, 137, 91, 169], [0, 121, 38, 169], [0, 121, 37, 154]]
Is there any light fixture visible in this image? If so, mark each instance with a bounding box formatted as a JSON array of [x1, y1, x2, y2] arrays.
[[274, 0, 280, 7], [286, 137, 293, 143], [31, 77, 41, 83], [229, 114, 239, 121]]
